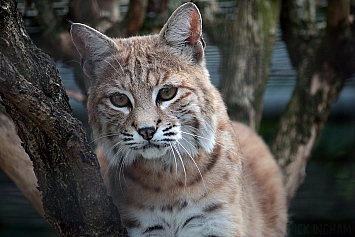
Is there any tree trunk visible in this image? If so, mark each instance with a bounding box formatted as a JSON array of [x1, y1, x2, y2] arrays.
[[0, 0, 123, 235], [272, 0, 355, 201], [280, 0, 317, 68], [202, 0, 281, 130]]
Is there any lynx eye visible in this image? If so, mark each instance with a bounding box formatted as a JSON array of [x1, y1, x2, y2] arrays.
[[157, 87, 178, 102], [110, 93, 131, 108]]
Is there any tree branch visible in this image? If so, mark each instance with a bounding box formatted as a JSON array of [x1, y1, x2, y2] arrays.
[[0, 0, 123, 235], [202, 0, 281, 130], [273, 0, 355, 201], [280, 0, 317, 68], [0, 53, 85, 145], [106, 0, 148, 37]]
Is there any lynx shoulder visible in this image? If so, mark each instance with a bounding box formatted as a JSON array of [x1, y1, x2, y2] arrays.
[[71, 2, 287, 236]]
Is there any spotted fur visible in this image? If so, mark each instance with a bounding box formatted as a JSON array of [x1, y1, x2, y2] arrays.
[[71, 2, 287, 237]]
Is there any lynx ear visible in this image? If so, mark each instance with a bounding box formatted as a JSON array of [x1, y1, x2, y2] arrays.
[[159, 2, 205, 63], [70, 23, 117, 81]]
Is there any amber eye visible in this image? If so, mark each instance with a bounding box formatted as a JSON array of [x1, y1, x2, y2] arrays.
[[157, 87, 178, 102], [110, 93, 131, 108]]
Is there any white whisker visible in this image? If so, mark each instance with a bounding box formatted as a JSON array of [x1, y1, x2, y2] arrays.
[[179, 135, 197, 152], [169, 142, 179, 176], [103, 141, 124, 161], [118, 150, 130, 194], [181, 130, 243, 160], [113, 157, 120, 196], [104, 143, 122, 177], [108, 51, 125, 74], [172, 143, 187, 188], [90, 132, 121, 144], [177, 140, 207, 192], [101, 57, 123, 77], [103, 143, 130, 198], [181, 130, 212, 143]]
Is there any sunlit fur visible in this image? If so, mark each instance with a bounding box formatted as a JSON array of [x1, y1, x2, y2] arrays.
[[71, 2, 287, 237]]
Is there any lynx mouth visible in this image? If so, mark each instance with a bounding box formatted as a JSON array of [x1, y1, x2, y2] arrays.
[[137, 143, 170, 159], [141, 143, 161, 150]]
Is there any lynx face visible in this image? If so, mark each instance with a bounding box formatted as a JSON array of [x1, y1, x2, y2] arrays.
[[71, 6, 217, 166], [90, 55, 216, 165]]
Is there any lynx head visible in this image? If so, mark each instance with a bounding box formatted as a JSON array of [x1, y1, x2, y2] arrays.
[[71, 3, 218, 166]]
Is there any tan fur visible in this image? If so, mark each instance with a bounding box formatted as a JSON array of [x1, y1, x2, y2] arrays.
[[0, 114, 44, 216], [71, 3, 287, 236], [234, 122, 287, 236]]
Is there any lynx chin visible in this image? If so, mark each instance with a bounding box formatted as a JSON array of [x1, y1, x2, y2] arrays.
[[71, 2, 287, 236]]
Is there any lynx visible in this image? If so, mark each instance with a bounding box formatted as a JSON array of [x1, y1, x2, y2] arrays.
[[71, 2, 287, 237]]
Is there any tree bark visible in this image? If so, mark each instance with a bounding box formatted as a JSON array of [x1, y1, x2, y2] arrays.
[[280, 0, 317, 68], [202, 0, 281, 130], [272, 0, 355, 201], [0, 0, 123, 235]]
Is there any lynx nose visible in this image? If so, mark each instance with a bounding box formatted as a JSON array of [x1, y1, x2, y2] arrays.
[[138, 126, 156, 140]]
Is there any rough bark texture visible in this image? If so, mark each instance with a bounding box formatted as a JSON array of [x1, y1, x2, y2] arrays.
[[202, 0, 281, 130], [0, 0, 123, 236], [280, 0, 317, 68], [272, 0, 355, 201]]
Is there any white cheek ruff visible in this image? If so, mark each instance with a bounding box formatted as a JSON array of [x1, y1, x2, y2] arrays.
[[178, 117, 216, 157], [198, 122, 216, 153]]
